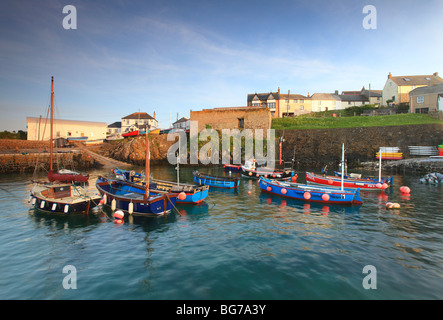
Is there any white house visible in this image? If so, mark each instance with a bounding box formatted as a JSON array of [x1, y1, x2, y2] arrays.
[[172, 117, 190, 132], [121, 112, 158, 133]]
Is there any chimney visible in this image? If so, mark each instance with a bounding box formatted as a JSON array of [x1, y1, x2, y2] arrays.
[[388, 72, 392, 79], [153, 111, 156, 119], [434, 72, 439, 77], [278, 87, 280, 95]]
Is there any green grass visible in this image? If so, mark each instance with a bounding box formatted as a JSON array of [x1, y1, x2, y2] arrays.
[[272, 113, 443, 130]]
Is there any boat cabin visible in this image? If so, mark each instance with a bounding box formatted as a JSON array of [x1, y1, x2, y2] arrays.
[[41, 185, 72, 199]]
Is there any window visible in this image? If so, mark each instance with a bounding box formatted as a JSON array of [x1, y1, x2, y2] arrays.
[[293, 99, 298, 103], [417, 96, 424, 103], [268, 102, 275, 109], [300, 105, 304, 110], [238, 118, 244, 129], [415, 108, 429, 114], [300, 99, 304, 103]]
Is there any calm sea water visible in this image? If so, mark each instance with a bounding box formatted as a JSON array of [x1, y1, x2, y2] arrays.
[[0, 165, 442, 300]]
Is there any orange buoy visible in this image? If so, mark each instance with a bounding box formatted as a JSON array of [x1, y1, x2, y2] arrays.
[[400, 186, 410, 194], [178, 192, 187, 201], [322, 193, 330, 201], [291, 175, 297, 182], [266, 186, 272, 192], [304, 192, 311, 200], [281, 188, 287, 195], [328, 179, 333, 185]]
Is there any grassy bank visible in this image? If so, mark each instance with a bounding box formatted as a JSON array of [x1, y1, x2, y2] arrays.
[[272, 113, 443, 130]]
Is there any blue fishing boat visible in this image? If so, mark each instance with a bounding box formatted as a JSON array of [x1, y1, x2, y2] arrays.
[[193, 171, 240, 189], [112, 168, 209, 205], [259, 177, 363, 206], [96, 176, 177, 216], [223, 164, 242, 172], [95, 127, 177, 217]]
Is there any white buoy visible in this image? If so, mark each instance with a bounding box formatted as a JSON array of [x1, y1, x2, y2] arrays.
[[52, 203, 57, 211], [128, 202, 134, 214], [40, 200, 45, 209], [64, 204, 69, 213], [111, 198, 116, 211]]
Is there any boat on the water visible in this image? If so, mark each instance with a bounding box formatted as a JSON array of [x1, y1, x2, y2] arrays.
[[29, 76, 100, 214], [96, 128, 177, 216], [241, 159, 296, 180], [259, 176, 363, 205], [95, 176, 177, 216], [112, 167, 209, 205], [306, 144, 392, 190], [306, 172, 390, 190], [223, 164, 242, 172], [193, 171, 240, 188]]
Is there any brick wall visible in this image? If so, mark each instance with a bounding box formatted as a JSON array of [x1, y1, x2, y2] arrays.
[[190, 107, 272, 132], [0, 139, 50, 150]]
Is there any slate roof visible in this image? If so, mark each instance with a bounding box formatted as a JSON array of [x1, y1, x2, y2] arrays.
[[247, 92, 280, 103], [173, 117, 189, 125], [409, 84, 443, 96], [108, 121, 121, 128], [339, 94, 369, 102], [122, 112, 155, 120], [311, 93, 341, 101], [390, 74, 443, 86]]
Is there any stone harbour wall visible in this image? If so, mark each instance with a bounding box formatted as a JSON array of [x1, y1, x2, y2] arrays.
[[277, 123, 443, 169]]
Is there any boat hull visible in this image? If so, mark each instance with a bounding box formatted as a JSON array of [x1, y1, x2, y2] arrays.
[[29, 183, 100, 214], [259, 177, 363, 205], [112, 168, 209, 205], [306, 172, 389, 190], [241, 166, 296, 180], [96, 177, 177, 216], [193, 171, 240, 188], [223, 164, 242, 172]]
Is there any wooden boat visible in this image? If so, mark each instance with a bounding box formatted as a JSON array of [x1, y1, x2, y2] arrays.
[[95, 177, 177, 216], [96, 129, 177, 216], [30, 182, 101, 214], [29, 77, 100, 214], [122, 130, 139, 138], [112, 167, 209, 205], [193, 171, 240, 188], [241, 159, 296, 180], [223, 164, 242, 172], [259, 177, 363, 206], [67, 136, 88, 141], [306, 144, 392, 190], [333, 171, 393, 186]]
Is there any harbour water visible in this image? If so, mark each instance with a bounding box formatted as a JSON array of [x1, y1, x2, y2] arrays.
[[0, 165, 442, 300]]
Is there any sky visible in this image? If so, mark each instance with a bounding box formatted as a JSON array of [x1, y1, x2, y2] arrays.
[[1, 0, 442, 131]]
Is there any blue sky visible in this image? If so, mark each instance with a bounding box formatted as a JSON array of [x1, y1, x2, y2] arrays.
[[1, 0, 442, 131]]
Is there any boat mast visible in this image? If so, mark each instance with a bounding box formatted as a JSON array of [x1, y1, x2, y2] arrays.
[[145, 126, 150, 199], [378, 147, 382, 182], [341, 143, 344, 191], [49, 76, 54, 175]]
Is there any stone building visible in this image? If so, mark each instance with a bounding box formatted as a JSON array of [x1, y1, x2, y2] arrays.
[[409, 84, 443, 114], [382, 72, 443, 105], [190, 106, 272, 132]]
